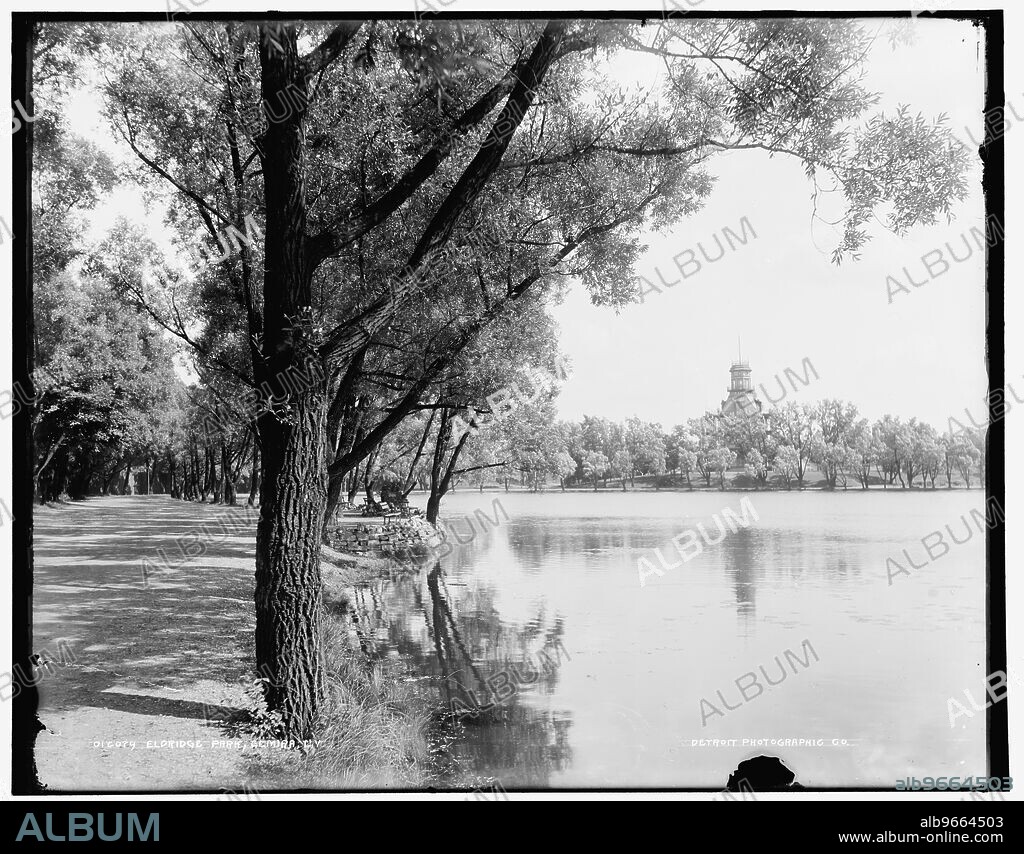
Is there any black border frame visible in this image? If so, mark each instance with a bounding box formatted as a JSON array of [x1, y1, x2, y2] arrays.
[[9, 7, 1006, 796]]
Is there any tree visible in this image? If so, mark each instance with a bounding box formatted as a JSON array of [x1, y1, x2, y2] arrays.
[[894, 417, 923, 488], [678, 447, 697, 491], [611, 445, 632, 490], [501, 400, 562, 494], [848, 419, 877, 489], [416, 295, 563, 519], [730, 414, 776, 486], [809, 399, 859, 489], [913, 422, 943, 489], [872, 415, 905, 488], [743, 447, 769, 489], [552, 450, 576, 491], [965, 426, 986, 485], [722, 413, 753, 461], [623, 417, 666, 486], [33, 269, 183, 503], [770, 402, 815, 488], [671, 423, 702, 489], [688, 414, 726, 487], [709, 446, 735, 490], [774, 445, 801, 491], [581, 416, 622, 486], [582, 450, 608, 491], [947, 430, 981, 488], [98, 18, 586, 738]]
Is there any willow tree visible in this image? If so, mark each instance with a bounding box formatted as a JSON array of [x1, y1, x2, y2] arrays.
[[251, 19, 583, 739]]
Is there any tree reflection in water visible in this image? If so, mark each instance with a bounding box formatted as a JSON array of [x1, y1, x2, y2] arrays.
[[347, 561, 573, 788]]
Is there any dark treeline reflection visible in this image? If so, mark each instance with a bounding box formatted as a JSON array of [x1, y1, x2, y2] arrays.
[[347, 561, 573, 787]]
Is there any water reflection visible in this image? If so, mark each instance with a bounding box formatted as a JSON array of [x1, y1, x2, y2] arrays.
[[351, 491, 988, 789], [722, 527, 759, 636], [350, 560, 573, 787]]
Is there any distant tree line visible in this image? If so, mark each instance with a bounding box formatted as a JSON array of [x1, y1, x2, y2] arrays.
[[420, 401, 986, 493]]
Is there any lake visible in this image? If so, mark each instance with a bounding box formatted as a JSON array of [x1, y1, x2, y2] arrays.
[[349, 489, 990, 789]]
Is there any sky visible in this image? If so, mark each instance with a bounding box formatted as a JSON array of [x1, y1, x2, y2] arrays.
[[549, 18, 989, 429], [63, 16, 989, 430]]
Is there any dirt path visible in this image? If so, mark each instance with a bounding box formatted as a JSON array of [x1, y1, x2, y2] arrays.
[[32, 495, 278, 792]]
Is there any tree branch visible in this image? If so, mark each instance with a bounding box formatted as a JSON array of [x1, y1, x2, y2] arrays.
[[302, 22, 364, 77], [318, 20, 568, 364]]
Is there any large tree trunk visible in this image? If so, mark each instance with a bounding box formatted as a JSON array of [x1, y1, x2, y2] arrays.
[[255, 378, 327, 743], [220, 441, 237, 505], [253, 24, 328, 742], [69, 459, 93, 500], [323, 469, 344, 529], [248, 447, 260, 506], [425, 409, 454, 525], [169, 457, 180, 498], [425, 407, 472, 525], [362, 448, 379, 507], [425, 492, 441, 524], [12, 21, 44, 790], [38, 451, 63, 503], [201, 447, 213, 501], [322, 351, 366, 527], [324, 413, 362, 522], [346, 463, 361, 505], [209, 451, 222, 503]]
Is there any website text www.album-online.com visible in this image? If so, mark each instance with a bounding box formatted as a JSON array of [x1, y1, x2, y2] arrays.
[[837, 832, 1004, 844], [837, 816, 1005, 844]]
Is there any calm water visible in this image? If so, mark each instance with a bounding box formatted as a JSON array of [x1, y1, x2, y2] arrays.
[[349, 490, 989, 789]]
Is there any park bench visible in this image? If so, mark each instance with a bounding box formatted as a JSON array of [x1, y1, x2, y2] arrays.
[[394, 499, 422, 518], [361, 499, 400, 520], [359, 494, 422, 521]]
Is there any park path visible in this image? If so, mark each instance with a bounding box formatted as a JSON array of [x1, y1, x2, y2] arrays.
[[32, 495, 268, 792]]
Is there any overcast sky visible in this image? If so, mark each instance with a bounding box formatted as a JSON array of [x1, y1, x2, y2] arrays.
[[550, 17, 988, 430], [66, 16, 989, 431]]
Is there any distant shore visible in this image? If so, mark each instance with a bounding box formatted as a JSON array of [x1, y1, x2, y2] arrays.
[[440, 474, 984, 495]]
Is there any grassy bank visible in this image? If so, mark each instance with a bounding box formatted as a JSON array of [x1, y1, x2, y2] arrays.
[[236, 547, 449, 789]]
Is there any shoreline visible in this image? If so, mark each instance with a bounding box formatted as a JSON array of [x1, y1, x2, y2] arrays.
[[424, 484, 987, 495]]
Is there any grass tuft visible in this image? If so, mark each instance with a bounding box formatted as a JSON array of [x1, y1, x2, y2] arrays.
[[232, 608, 448, 790]]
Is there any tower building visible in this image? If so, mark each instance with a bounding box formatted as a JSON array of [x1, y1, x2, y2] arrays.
[[721, 360, 762, 418]]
